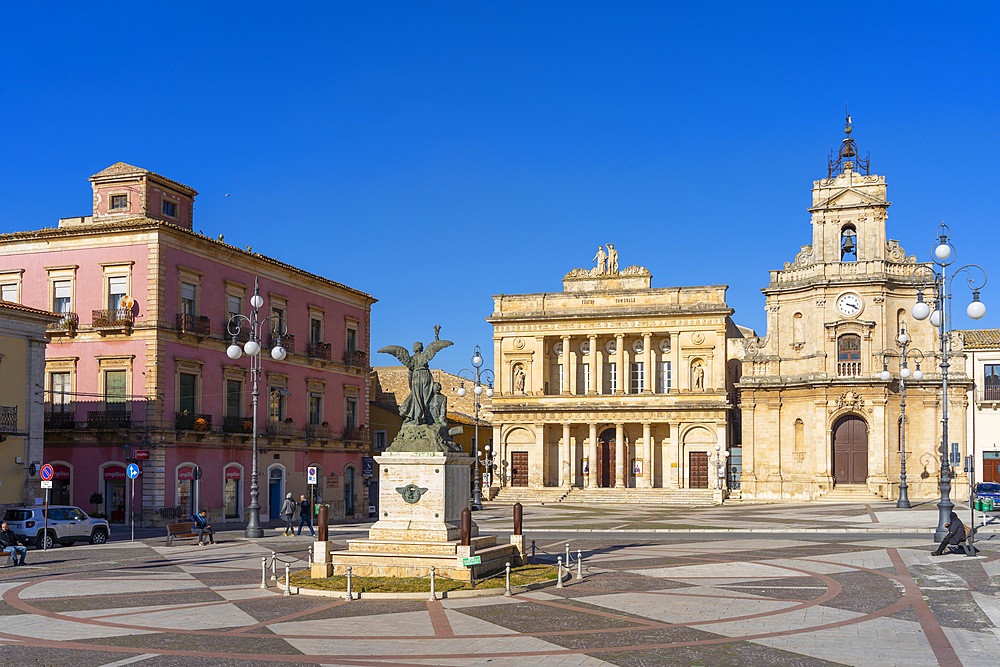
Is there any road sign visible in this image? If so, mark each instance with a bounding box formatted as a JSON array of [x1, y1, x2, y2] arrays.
[[307, 466, 317, 485], [126, 463, 140, 480], [462, 556, 482, 566], [40, 480, 53, 489], [133, 450, 150, 461], [39, 464, 54, 481]]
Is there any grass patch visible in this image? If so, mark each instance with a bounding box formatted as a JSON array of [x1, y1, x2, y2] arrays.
[[290, 563, 558, 593]]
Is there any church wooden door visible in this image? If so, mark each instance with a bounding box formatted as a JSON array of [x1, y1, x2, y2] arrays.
[[689, 452, 709, 488], [598, 429, 616, 488], [510, 451, 529, 487], [833, 416, 868, 484]]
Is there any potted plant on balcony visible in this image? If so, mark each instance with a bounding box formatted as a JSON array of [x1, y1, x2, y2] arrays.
[[194, 417, 208, 432]]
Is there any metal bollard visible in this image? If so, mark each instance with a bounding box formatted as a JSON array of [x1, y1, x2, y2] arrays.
[[556, 556, 563, 588], [283, 563, 291, 597], [271, 551, 277, 580], [345, 566, 353, 602], [513, 502, 523, 535], [429, 566, 436, 601], [530, 539, 536, 562], [504, 562, 511, 596], [565, 543, 570, 567], [260, 557, 267, 589], [577, 549, 583, 580]]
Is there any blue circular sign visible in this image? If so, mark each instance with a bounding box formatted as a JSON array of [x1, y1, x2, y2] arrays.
[[126, 463, 140, 479]]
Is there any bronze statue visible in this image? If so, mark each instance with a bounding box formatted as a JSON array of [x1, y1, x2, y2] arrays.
[[378, 326, 453, 426]]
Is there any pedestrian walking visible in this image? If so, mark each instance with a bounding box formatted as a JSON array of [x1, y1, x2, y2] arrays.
[[280, 493, 296, 536], [297, 495, 315, 536]]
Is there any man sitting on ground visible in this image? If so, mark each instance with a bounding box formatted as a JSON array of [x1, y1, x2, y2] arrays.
[[0, 521, 27, 565], [191, 510, 215, 545], [932, 512, 968, 555]]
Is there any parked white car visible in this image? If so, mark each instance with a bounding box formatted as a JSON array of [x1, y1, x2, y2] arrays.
[[2, 506, 111, 549]]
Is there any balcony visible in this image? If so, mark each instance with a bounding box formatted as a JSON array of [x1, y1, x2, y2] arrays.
[[175, 412, 213, 432], [343, 425, 369, 442], [223, 328, 251, 344], [977, 386, 1000, 405], [222, 415, 254, 434], [44, 399, 153, 431], [837, 361, 862, 377], [307, 341, 332, 361], [266, 420, 298, 437], [87, 408, 131, 429], [269, 332, 295, 355], [344, 349, 368, 369], [46, 312, 78, 336], [306, 423, 336, 440], [0, 405, 16, 433], [45, 409, 75, 430], [176, 313, 211, 337], [92, 308, 135, 332]]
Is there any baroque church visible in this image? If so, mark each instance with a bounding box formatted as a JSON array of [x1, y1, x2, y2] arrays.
[[487, 119, 970, 503], [736, 119, 968, 500]]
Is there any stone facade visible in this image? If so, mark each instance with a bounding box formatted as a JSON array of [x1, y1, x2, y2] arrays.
[[488, 254, 742, 493], [737, 122, 969, 500], [958, 328, 1000, 483]]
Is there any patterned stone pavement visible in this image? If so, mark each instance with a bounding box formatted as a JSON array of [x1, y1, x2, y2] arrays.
[[1, 501, 999, 666]]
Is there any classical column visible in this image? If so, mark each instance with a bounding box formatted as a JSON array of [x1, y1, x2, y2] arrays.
[[588, 334, 598, 395], [615, 334, 625, 395], [532, 423, 546, 488], [596, 338, 605, 394], [587, 423, 598, 488], [561, 335, 571, 395], [643, 332, 653, 394], [641, 422, 652, 488], [615, 423, 625, 488], [532, 336, 545, 396], [560, 423, 572, 487]]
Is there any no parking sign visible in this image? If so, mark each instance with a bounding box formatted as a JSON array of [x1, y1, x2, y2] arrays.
[[307, 466, 317, 485]]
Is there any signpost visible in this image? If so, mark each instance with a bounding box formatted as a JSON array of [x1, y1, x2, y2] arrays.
[[126, 463, 140, 543], [461, 555, 482, 566], [39, 464, 53, 551], [307, 466, 317, 522]]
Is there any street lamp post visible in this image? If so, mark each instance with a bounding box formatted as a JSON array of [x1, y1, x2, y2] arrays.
[[712, 444, 729, 491], [226, 278, 288, 538], [479, 444, 495, 488], [879, 326, 924, 509], [457, 345, 494, 511], [910, 224, 987, 541]]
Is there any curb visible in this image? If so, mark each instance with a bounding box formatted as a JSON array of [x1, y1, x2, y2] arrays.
[[282, 571, 566, 600]]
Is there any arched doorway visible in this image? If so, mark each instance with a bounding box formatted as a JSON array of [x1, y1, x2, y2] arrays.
[[267, 465, 285, 520], [597, 428, 616, 488], [833, 415, 868, 484], [344, 466, 356, 517]]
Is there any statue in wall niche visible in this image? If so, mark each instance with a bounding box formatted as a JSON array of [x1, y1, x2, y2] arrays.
[[607, 243, 618, 274], [513, 365, 526, 394], [592, 245, 607, 274], [693, 363, 705, 390]]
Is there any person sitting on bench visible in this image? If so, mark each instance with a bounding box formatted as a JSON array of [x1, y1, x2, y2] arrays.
[[191, 510, 215, 545], [932, 512, 966, 555], [0, 521, 27, 565]]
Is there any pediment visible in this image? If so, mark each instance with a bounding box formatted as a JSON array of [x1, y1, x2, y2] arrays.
[[810, 186, 887, 211]]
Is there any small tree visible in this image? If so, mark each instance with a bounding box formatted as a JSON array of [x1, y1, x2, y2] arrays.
[[89, 492, 103, 516]]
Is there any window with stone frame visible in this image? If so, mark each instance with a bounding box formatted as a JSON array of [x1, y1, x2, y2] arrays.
[[837, 334, 862, 377], [107, 274, 128, 310], [630, 362, 645, 393], [985, 364, 1000, 401], [162, 199, 177, 218], [225, 379, 242, 418], [657, 361, 672, 393], [1, 282, 17, 302], [308, 392, 323, 425], [110, 194, 128, 210]]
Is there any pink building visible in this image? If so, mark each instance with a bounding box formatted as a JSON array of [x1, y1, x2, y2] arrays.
[[0, 163, 376, 526]]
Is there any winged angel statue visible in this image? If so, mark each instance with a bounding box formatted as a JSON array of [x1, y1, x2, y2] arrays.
[[378, 325, 453, 426]]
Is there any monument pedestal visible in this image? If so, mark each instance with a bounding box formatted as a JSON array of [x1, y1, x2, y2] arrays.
[[330, 450, 519, 581]]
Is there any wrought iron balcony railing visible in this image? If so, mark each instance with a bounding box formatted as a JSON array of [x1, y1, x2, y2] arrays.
[[92, 308, 135, 331], [268, 332, 295, 355], [0, 405, 16, 433], [175, 412, 213, 431], [87, 408, 131, 429], [344, 349, 368, 369], [307, 341, 332, 361], [176, 313, 211, 336], [222, 415, 254, 434], [305, 423, 336, 440], [45, 409, 75, 430], [46, 312, 78, 335], [44, 399, 153, 430], [343, 425, 369, 442], [266, 420, 298, 437]]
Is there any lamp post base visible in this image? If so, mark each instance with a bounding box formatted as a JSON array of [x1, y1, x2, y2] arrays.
[[896, 481, 911, 509]]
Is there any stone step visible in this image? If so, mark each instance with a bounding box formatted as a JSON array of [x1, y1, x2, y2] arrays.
[[347, 535, 497, 555], [816, 485, 885, 502], [489, 487, 716, 506]]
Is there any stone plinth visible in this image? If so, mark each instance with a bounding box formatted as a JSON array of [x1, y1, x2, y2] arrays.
[[368, 451, 474, 542]]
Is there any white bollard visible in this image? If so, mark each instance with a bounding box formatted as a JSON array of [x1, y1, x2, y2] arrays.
[[565, 543, 570, 567], [283, 563, 291, 597], [504, 562, 511, 596], [307, 544, 313, 567], [260, 556, 267, 589], [577, 549, 583, 580], [345, 566, 353, 602], [270, 551, 277, 580], [429, 566, 436, 601], [556, 556, 563, 588]]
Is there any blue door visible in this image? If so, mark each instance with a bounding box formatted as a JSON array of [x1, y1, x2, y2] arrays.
[[268, 468, 284, 521]]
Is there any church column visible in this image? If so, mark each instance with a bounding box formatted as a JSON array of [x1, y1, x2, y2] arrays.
[[532, 336, 545, 395], [640, 422, 652, 488], [587, 423, 598, 488], [643, 333, 653, 394], [615, 334, 625, 395], [615, 423, 625, 488], [588, 335, 598, 395], [561, 335, 571, 395], [560, 423, 572, 487], [532, 423, 546, 488]]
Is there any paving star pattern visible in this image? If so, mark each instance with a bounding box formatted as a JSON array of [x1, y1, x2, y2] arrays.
[[0, 501, 998, 666]]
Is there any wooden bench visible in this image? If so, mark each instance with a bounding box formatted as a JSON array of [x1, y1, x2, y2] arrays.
[[166, 522, 198, 546]]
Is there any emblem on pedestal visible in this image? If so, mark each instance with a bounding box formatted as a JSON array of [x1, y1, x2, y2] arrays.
[[396, 483, 428, 504]]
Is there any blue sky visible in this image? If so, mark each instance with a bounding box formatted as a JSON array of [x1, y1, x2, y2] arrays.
[[2, 3, 998, 372]]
